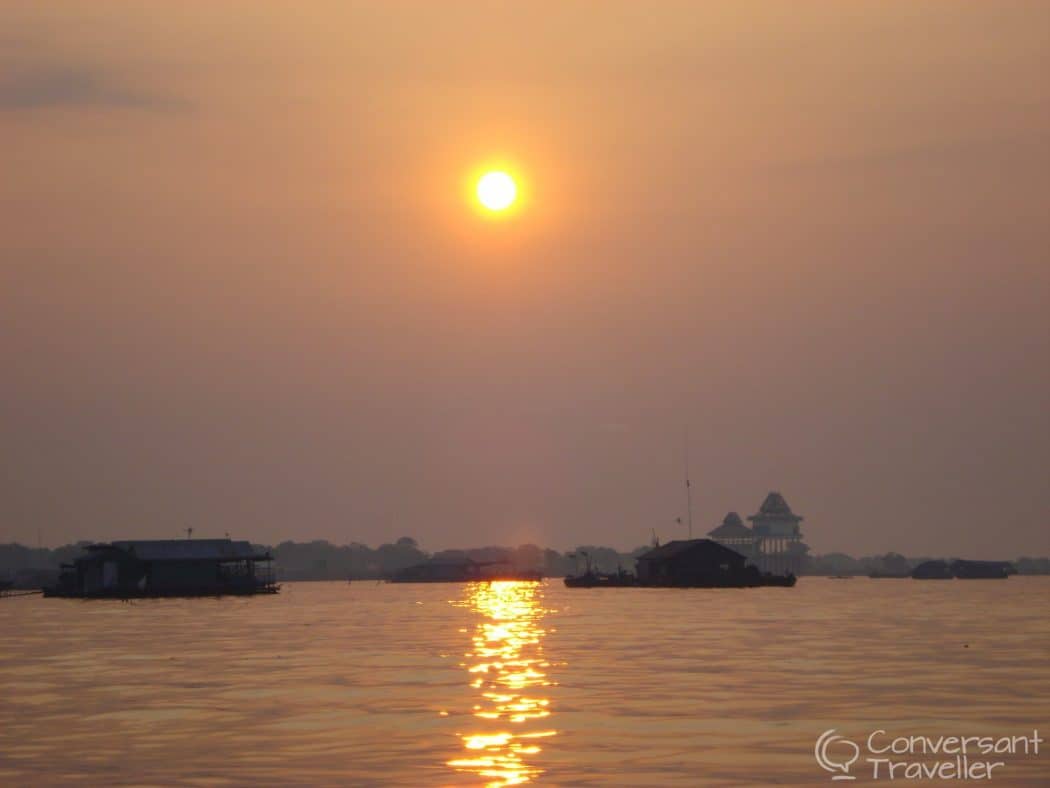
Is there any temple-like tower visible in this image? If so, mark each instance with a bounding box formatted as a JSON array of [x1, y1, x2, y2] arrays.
[[747, 492, 805, 576], [707, 512, 754, 560]]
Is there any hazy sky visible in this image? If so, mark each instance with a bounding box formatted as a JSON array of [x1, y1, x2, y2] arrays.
[[2, 2, 1048, 556]]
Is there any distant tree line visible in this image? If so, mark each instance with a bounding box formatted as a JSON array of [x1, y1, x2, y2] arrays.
[[264, 538, 646, 581], [2, 540, 1048, 587], [0, 538, 648, 585]]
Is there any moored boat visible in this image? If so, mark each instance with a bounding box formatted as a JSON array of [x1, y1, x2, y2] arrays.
[[760, 572, 797, 587], [563, 568, 637, 588], [950, 560, 1014, 579], [911, 560, 953, 579]]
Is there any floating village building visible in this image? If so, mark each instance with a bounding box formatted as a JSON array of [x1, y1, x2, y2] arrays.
[[565, 491, 808, 588], [636, 539, 749, 586], [45, 539, 278, 598], [912, 559, 1014, 580], [390, 557, 491, 583], [628, 537, 796, 587], [707, 492, 808, 576]]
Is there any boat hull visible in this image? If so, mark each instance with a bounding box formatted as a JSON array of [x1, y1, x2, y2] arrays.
[[564, 573, 636, 588], [564, 572, 796, 589]]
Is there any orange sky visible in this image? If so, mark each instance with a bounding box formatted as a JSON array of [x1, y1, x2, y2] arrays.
[[2, 2, 1048, 555]]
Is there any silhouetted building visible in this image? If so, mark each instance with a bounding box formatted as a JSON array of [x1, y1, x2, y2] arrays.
[[45, 539, 277, 598], [706, 512, 754, 558], [705, 493, 807, 576], [390, 558, 489, 583], [950, 560, 1014, 579], [908, 559, 1015, 580], [911, 560, 952, 579], [747, 492, 806, 576], [633, 538, 795, 586]]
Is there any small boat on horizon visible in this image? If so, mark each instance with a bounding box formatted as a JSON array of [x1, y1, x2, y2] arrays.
[[563, 541, 798, 589], [563, 567, 637, 588], [389, 558, 543, 583], [910, 559, 1015, 580]]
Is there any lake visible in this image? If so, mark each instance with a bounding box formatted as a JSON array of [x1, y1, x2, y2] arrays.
[[2, 578, 1047, 785]]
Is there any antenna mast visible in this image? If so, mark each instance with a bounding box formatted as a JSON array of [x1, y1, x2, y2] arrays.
[[684, 430, 693, 540]]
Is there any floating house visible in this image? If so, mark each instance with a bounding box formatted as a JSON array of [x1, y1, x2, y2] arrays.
[[390, 557, 490, 583], [573, 491, 810, 589], [911, 559, 1015, 580], [706, 492, 808, 576], [911, 559, 953, 579], [634, 538, 794, 587], [45, 539, 278, 598], [950, 560, 1014, 579]]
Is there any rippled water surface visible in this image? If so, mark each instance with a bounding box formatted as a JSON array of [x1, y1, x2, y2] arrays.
[[2, 578, 1048, 785]]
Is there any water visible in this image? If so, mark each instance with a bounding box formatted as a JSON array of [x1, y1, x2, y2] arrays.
[[2, 578, 1048, 785]]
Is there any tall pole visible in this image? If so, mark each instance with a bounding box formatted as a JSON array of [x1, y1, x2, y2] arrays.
[[684, 430, 693, 540]]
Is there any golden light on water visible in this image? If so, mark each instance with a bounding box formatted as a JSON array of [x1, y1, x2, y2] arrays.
[[447, 581, 556, 786]]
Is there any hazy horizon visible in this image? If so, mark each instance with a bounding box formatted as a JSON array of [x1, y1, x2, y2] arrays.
[[3, 2, 1048, 557]]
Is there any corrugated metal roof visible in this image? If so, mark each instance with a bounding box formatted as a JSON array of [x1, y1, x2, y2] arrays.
[[636, 538, 744, 563], [101, 539, 267, 562]]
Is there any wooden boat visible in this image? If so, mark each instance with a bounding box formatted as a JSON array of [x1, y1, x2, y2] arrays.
[[911, 560, 954, 579], [760, 572, 797, 587], [563, 569, 637, 588], [951, 560, 1014, 579]]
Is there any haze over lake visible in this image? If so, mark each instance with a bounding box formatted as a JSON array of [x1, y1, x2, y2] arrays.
[[3, 2, 1049, 558]]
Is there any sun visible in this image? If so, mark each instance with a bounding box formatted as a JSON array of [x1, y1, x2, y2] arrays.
[[476, 171, 517, 212]]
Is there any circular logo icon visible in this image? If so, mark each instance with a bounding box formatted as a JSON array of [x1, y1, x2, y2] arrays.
[[815, 729, 860, 780]]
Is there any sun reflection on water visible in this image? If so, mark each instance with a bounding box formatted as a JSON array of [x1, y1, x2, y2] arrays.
[[447, 581, 556, 786]]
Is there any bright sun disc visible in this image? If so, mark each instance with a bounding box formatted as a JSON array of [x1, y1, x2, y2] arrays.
[[477, 171, 517, 212]]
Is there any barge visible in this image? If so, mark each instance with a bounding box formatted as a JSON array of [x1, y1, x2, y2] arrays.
[[43, 539, 279, 598]]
